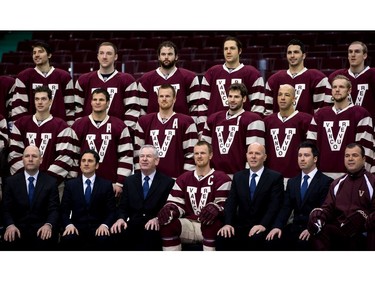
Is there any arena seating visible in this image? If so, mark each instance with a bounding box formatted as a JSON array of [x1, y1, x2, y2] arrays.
[[1, 31, 374, 81]]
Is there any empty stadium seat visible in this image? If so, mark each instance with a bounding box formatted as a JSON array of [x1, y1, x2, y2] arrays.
[[321, 56, 346, 70], [304, 57, 323, 69], [194, 47, 221, 60], [137, 60, 159, 72], [123, 60, 140, 74], [142, 37, 168, 49]]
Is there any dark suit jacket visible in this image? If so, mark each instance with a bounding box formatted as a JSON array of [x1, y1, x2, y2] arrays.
[[60, 176, 116, 230], [272, 170, 333, 229], [224, 167, 284, 229], [117, 170, 174, 225], [2, 171, 59, 230]]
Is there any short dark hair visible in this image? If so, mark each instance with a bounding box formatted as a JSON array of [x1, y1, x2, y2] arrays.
[[228, 82, 248, 98], [92, 88, 110, 101], [98, 41, 118, 54], [195, 140, 213, 154], [32, 41, 52, 55], [157, 41, 178, 56], [80, 149, 100, 164], [346, 143, 365, 157], [287, 39, 306, 54], [158, 84, 176, 97], [34, 85, 52, 100], [224, 36, 242, 51], [299, 140, 319, 158]]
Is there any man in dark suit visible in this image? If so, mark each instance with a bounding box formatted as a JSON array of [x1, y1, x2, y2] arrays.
[[1, 145, 60, 250], [111, 144, 174, 250], [60, 149, 116, 250], [217, 142, 284, 250], [265, 141, 333, 250]]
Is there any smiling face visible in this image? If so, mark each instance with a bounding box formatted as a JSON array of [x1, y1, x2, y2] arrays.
[[91, 92, 109, 113], [139, 146, 159, 175], [277, 84, 295, 111], [287, 44, 305, 68], [33, 46, 51, 66]]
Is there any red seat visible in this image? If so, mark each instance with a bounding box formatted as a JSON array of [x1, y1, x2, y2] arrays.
[[128, 48, 155, 61], [194, 47, 221, 60], [72, 62, 99, 75], [123, 60, 140, 74], [304, 57, 323, 69], [182, 59, 207, 74], [262, 45, 285, 59], [137, 60, 159, 72], [321, 57, 346, 70], [308, 44, 333, 57], [121, 37, 146, 50], [142, 37, 168, 49], [179, 47, 198, 60]]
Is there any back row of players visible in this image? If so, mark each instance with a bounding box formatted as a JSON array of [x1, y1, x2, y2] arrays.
[[0, 37, 374, 191]]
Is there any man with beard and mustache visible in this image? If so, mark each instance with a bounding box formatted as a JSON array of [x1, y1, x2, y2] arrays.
[[307, 75, 374, 179], [201, 83, 265, 179], [137, 41, 201, 127]]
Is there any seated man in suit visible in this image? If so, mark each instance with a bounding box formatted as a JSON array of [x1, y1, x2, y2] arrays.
[[265, 141, 333, 250], [110, 144, 175, 250], [1, 145, 60, 250], [217, 142, 284, 251], [60, 149, 116, 250], [157, 140, 232, 251]]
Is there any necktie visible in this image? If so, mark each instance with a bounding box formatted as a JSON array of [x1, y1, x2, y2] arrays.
[[143, 175, 150, 199], [300, 175, 310, 200], [28, 176, 35, 204], [249, 173, 257, 200], [85, 179, 92, 204]]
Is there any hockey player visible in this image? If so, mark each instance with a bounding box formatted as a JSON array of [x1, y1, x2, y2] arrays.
[[157, 140, 231, 251]]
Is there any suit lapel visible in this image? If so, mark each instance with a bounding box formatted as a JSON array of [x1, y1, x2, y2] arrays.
[[146, 172, 159, 199], [135, 173, 144, 199], [17, 174, 30, 207], [32, 173, 45, 206], [253, 168, 268, 201], [294, 175, 303, 206]]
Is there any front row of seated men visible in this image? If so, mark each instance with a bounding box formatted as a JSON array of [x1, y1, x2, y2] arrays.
[[1, 140, 374, 250]]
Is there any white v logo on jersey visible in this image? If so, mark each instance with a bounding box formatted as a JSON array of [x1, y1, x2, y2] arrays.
[[270, 128, 296, 157], [187, 185, 211, 215], [355, 84, 369, 106], [86, 134, 112, 162], [150, 129, 175, 157], [294, 84, 306, 109], [323, 120, 350, 151], [215, 123, 239, 155], [216, 78, 243, 107], [26, 132, 52, 156]]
